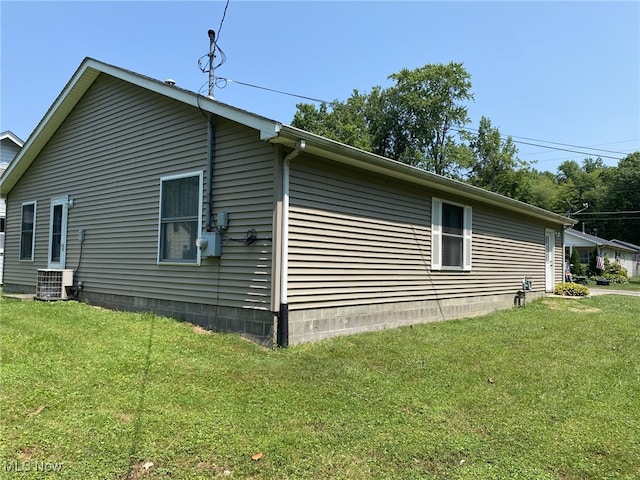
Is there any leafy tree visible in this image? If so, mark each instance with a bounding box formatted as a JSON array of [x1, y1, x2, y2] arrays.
[[556, 160, 582, 184], [521, 169, 560, 211], [466, 116, 530, 198], [551, 157, 613, 235], [291, 91, 373, 152], [291, 62, 474, 178], [378, 63, 474, 176], [582, 156, 606, 173], [290, 59, 640, 248], [599, 152, 640, 244]]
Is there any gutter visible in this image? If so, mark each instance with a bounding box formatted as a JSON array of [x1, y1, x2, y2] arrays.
[[277, 139, 305, 347], [270, 125, 576, 228]]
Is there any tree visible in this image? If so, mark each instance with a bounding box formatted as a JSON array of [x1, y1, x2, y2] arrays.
[[600, 152, 640, 244], [466, 116, 530, 198], [291, 62, 474, 178], [291, 91, 372, 152], [553, 157, 615, 234], [377, 63, 474, 176], [513, 169, 561, 211]]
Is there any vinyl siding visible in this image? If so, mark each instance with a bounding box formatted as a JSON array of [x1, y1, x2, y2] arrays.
[[1, 139, 21, 164], [288, 157, 560, 310], [3, 74, 275, 309]]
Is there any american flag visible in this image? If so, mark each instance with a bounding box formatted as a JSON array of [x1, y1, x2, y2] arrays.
[[596, 255, 605, 271]]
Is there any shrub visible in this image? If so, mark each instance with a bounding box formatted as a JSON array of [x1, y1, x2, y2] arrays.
[[602, 273, 629, 284], [602, 260, 629, 283], [554, 283, 590, 296], [569, 249, 583, 276]]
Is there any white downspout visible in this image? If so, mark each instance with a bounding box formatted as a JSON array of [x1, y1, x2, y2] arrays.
[[278, 139, 305, 347]]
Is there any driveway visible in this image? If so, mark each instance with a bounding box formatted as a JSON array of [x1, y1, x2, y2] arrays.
[[588, 288, 640, 297]]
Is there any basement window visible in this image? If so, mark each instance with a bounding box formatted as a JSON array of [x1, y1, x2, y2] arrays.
[[158, 172, 203, 264], [431, 198, 472, 271]]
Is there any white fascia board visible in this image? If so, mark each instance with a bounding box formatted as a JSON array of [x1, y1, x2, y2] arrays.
[[610, 239, 640, 252], [0, 131, 25, 147]]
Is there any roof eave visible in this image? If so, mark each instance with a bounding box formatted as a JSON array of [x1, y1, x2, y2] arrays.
[[0, 131, 25, 147], [565, 229, 636, 252], [0, 58, 281, 196], [273, 125, 576, 227]]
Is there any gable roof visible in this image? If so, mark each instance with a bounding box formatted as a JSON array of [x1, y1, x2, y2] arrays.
[[0, 58, 280, 196], [609, 239, 640, 253], [0, 131, 24, 147], [0, 57, 574, 227], [565, 228, 635, 252]]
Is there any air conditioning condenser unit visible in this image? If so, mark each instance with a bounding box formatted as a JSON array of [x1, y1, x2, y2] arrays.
[[36, 269, 74, 301]]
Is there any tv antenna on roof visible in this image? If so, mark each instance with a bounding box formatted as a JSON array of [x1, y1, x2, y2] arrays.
[[207, 29, 216, 99], [198, 28, 226, 99]]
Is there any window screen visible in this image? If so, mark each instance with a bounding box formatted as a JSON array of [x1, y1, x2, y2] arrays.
[[20, 202, 36, 261], [159, 173, 202, 263]]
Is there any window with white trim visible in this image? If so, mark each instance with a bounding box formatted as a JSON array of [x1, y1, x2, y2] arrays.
[[158, 172, 203, 264], [431, 198, 472, 271], [0, 217, 5, 250], [20, 201, 37, 261]]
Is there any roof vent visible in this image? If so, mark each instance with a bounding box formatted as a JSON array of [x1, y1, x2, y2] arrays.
[[164, 79, 176, 86]]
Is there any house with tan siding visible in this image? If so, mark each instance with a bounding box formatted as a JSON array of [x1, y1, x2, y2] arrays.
[[0, 58, 575, 346]]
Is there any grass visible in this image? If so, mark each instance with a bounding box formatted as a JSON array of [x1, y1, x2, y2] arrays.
[[1, 295, 639, 479], [590, 276, 640, 292]]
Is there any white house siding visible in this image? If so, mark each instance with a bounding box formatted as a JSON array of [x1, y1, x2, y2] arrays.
[[0, 163, 7, 284], [2, 136, 21, 284], [287, 157, 561, 343], [564, 230, 636, 276], [604, 247, 634, 276], [3, 75, 276, 340], [1, 140, 21, 164]]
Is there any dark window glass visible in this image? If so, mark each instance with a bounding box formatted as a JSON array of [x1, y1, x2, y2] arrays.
[[50, 204, 63, 263], [159, 176, 199, 262], [20, 203, 35, 260], [442, 203, 464, 268]]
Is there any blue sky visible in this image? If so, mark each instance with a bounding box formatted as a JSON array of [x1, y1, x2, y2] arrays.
[[1, 1, 638, 174]]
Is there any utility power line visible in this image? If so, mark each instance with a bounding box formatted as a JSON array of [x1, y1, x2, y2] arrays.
[[458, 126, 630, 155], [213, 75, 637, 161], [575, 211, 640, 215], [454, 127, 630, 160]]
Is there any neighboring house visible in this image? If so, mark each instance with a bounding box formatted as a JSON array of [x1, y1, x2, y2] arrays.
[[564, 228, 637, 276], [0, 58, 575, 346], [0, 131, 25, 284], [609, 239, 640, 277]]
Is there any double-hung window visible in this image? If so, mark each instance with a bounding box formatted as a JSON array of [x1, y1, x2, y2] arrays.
[[431, 198, 472, 271], [158, 172, 203, 264], [20, 201, 37, 261]]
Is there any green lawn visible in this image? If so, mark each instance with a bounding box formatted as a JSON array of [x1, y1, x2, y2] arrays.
[[1, 295, 639, 479], [590, 276, 640, 292]]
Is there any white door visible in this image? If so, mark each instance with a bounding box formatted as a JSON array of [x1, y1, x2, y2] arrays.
[[545, 229, 555, 292], [48, 196, 69, 269]]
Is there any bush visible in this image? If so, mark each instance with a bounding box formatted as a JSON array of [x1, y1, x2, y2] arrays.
[[554, 283, 590, 296], [569, 249, 583, 276], [602, 260, 629, 283], [601, 273, 629, 284]]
